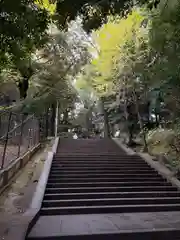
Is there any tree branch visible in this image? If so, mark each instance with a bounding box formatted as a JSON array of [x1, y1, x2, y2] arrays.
[[147, 53, 159, 67]]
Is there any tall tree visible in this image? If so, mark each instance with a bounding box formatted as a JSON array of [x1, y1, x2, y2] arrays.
[[56, 0, 160, 31], [24, 22, 90, 115], [0, 0, 50, 98]]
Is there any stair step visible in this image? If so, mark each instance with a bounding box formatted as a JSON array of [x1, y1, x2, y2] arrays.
[[49, 173, 160, 178], [54, 155, 143, 158], [52, 161, 148, 165], [55, 154, 137, 158], [46, 181, 171, 188], [53, 159, 145, 163], [53, 158, 146, 161], [49, 171, 160, 180], [50, 168, 157, 172], [27, 214, 180, 240], [52, 159, 149, 163], [54, 154, 141, 157], [56, 154, 127, 156], [53, 158, 147, 161], [44, 191, 180, 200], [51, 165, 152, 169], [42, 197, 180, 208], [48, 177, 164, 183], [50, 168, 156, 173], [27, 139, 180, 239], [45, 186, 177, 194], [52, 159, 147, 163], [40, 204, 180, 215]]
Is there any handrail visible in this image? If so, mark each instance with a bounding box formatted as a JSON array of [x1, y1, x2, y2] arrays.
[[0, 114, 34, 141], [0, 109, 22, 116]]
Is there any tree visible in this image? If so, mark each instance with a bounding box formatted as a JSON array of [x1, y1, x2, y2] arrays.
[[56, 0, 160, 31], [23, 21, 91, 119], [75, 0, 180, 147], [74, 8, 154, 144], [32, 21, 90, 99], [0, 0, 50, 99]]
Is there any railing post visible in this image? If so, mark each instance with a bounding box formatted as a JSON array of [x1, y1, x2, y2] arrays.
[[1, 111, 12, 169], [45, 108, 49, 138], [51, 103, 56, 136], [0, 113, 1, 138], [37, 118, 40, 143], [32, 115, 35, 147], [55, 100, 59, 137], [17, 113, 24, 157]]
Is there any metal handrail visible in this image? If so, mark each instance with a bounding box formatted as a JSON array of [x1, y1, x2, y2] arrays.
[[0, 114, 34, 141]]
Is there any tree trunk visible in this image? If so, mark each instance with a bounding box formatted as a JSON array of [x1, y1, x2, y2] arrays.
[[18, 66, 33, 99], [104, 110, 111, 138], [133, 90, 148, 152], [100, 98, 111, 138], [62, 109, 69, 132], [124, 99, 131, 143], [18, 78, 29, 99], [155, 109, 159, 127]]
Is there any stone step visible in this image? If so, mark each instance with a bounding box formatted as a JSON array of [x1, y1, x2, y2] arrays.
[[46, 181, 171, 188], [50, 170, 158, 175], [48, 177, 164, 183], [53, 159, 143, 163], [48, 173, 161, 178], [42, 197, 180, 208], [54, 154, 138, 158], [44, 191, 180, 200], [45, 186, 177, 194], [50, 167, 156, 172], [40, 204, 180, 215], [26, 139, 180, 240], [27, 213, 180, 240], [51, 164, 152, 169]]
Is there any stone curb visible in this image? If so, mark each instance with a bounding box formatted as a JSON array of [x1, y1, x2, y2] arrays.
[[112, 138, 135, 155], [24, 137, 60, 240]]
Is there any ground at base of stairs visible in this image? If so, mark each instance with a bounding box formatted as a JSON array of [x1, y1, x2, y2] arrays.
[[28, 212, 180, 239]]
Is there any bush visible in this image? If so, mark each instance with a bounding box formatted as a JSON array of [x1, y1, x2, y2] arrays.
[[147, 128, 180, 168]]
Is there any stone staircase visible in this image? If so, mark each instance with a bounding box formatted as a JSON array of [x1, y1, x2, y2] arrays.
[[26, 138, 180, 239]]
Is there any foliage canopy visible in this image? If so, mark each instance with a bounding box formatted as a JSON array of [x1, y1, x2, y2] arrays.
[[56, 0, 160, 31]]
